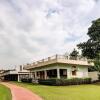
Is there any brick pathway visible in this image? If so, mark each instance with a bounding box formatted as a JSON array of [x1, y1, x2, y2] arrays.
[[1, 82, 42, 100]]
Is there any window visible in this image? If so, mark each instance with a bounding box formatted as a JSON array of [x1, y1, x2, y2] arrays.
[[72, 66, 77, 76], [72, 70, 76, 76]]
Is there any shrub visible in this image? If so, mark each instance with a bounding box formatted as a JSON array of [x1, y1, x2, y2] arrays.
[[21, 78, 32, 83], [98, 74, 100, 80], [38, 78, 91, 86], [38, 79, 56, 85]]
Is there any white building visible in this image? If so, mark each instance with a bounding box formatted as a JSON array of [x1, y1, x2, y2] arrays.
[[0, 65, 30, 82], [24, 55, 94, 80]]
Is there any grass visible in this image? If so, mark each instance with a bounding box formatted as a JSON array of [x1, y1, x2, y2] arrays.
[[0, 83, 12, 100], [11, 82, 100, 100]]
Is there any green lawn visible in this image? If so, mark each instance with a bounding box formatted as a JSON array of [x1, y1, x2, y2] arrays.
[[11, 82, 100, 100], [0, 84, 12, 100]]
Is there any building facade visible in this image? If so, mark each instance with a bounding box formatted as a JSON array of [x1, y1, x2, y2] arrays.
[[0, 65, 30, 82], [24, 55, 94, 80]]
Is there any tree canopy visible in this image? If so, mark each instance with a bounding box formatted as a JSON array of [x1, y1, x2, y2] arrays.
[[69, 48, 79, 60], [77, 18, 100, 72], [77, 18, 100, 59]]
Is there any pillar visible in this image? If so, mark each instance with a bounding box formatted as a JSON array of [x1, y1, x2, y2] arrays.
[[34, 71, 37, 79], [29, 71, 31, 78], [44, 70, 47, 79], [57, 68, 60, 79], [18, 74, 20, 82]]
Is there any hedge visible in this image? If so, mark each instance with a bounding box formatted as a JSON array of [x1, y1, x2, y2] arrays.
[[21, 78, 32, 83], [98, 74, 100, 80], [38, 78, 91, 86]]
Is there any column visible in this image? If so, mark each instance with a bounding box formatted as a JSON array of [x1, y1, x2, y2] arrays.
[[18, 74, 20, 82], [30, 71, 33, 78], [29, 71, 32, 78], [44, 70, 47, 79], [34, 71, 37, 79], [57, 68, 60, 79]]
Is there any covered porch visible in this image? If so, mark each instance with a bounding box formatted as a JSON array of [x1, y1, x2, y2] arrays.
[[32, 68, 67, 80], [3, 74, 18, 81]]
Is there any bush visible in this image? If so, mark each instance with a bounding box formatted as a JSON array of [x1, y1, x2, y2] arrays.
[[38, 78, 91, 86], [98, 74, 100, 80], [21, 78, 32, 83], [38, 79, 56, 85]]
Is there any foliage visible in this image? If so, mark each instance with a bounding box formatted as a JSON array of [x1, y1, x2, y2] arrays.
[[77, 18, 100, 59], [21, 78, 32, 83], [88, 53, 100, 72], [94, 54, 100, 71], [98, 74, 100, 80], [77, 18, 100, 72], [69, 48, 79, 60], [38, 78, 91, 86]]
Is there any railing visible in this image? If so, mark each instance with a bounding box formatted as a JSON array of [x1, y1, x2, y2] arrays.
[[34, 55, 88, 62], [24, 55, 90, 69]]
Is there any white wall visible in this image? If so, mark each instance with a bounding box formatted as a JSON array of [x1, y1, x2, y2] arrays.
[[76, 66, 88, 78], [16, 65, 29, 72], [58, 65, 89, 78], [31, 64, 89, 79]]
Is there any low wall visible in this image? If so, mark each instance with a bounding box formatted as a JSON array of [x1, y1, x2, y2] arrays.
[[88, 71, 98, 81]]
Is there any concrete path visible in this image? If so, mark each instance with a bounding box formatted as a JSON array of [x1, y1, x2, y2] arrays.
[[1, 82, 42, 100]]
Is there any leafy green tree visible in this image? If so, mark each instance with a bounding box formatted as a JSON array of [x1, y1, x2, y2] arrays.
[[94, 53, 100, 71], [70, 48, 79, 60], [88, 55, 100, 72], [77, 18, 100, 59], [77, 18, 100, 71]]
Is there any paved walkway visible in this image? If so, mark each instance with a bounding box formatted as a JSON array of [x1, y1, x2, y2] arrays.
[[1, 82, 42, 100]]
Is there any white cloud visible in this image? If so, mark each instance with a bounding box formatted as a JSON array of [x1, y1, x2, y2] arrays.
[[0, 0, 99, 68]]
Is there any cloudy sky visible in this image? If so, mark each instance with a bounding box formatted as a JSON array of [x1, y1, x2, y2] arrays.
[[0, 0, 100, 69]]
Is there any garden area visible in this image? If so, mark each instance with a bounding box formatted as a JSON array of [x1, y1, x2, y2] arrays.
[[11, 82, 100, 100], [0, 84, 12, 100]]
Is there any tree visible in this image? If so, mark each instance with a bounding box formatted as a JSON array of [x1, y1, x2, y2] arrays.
[[94, 53, 100, 71], [77, 18, 100, 72], [77, 18, 100, 59], [69, 48, 79, 60]]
